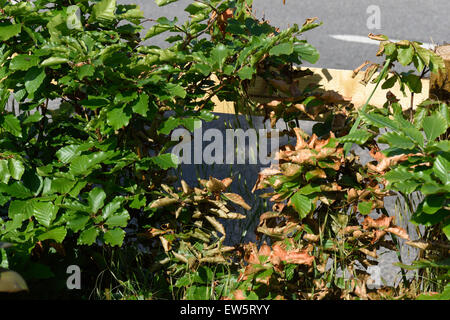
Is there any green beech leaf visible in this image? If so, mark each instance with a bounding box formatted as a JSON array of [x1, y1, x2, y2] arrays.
[[238, 66, 255, 80], [293, 43, 320, 64], [107, 106, 132, 130], [50, 178, 76, 194], [88, 188, 106, 213], [78, 227, 99, 245], [423, 112, 447, 142], [411, 205, 448, 226], [384, 167, 415, 182], [155, 0, 179, 7], [56, 145, 81, 163], [397, 45, 414, 66], [290, 191, 312, 219], [102, 197, 124, 219], [77, 64, 95, 80], [380, 131, 415, 149], [360, 112, 400, 131], [381, 75, 397, 89], [165, 83, 186, 98], [0, 23, 22, 41], [434, 140, 450, 152], [358, 201, 373, 215], [6, 182, 33, 199], [104, 228, 125, 247], [404, 73, 422, 93], [22, 112, 43, 124], [105, 209, 130, 227], [33, 201, 56, 228], [402, 126, 424, 147], [338, 130, 372, 145], [210, 44, 230, 71], [433, 155, 450, 185], [132, 94, 149, 116], [8, 159, 25, 181], [80, 96, 109, 110], [269, 42, 293, 56], [395, 180, 420, 194], [66, 212, 90, 232], [24, 67, 46, 97], [91, 0, 116, 23], [298, 184, 321, 195], [38, 227, 67, 243], [8, 200, 34, 221], [422, 195, 445, 214], [0, 160, 11, 184], [40, 57, 69, 67], [443, 221, 450, 241], [145, 24, 171, 39], [2, 114, 22, 137], [152, 153, 179, 169], [10, 54, 40, 71]]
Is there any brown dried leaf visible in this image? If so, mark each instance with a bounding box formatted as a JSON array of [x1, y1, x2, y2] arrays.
[[386, 226, 410, 240], [232, 289, 247, 300], [243, 243, 260, 265], [199, 256, 228, 264], [221, 177, 233, 189], [320, 90, 351, 104], [306, 168, 327, 180], [140, 228, 170, 238], [368, 154, 409, 173], [303, 17, 318, 26], [159, 236, 171, 253], [259, 242, 272, 257], [371, 229, 387, 244], [252, 165, 281, 192], [360, 64, 379, 86], [347, 189, 359, 202], [181, 180, 192, 195], [303, 233, 320, 242], [206, 177, 227, 193], [205, 215, 226, 236], [359, 248, 378, 259], [150, 197, 178, 209], [172, 251, 188, 264], [343, 226, 360, 234], [267, 78, 291, 94], [353, 61, 370, 78], [224, 193, 251, 210], [368, 33, 388, 41], [362, 215, 393, 230], [271, 244, 314, 265]]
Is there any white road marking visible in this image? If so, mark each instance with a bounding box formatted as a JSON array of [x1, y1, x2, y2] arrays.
[[330, 34, 435, 50]]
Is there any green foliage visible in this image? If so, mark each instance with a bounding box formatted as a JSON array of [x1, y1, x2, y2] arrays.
[[0, 0, 319, 298], [361, 103, 450, 238]]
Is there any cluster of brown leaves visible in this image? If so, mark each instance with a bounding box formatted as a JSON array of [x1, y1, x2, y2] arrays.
[[236, 126, 417, 299], [253, 128, 344, 192], [237, 240, 314, 284], [145, 177, 251, 269], [253, 127, 401, 218], [257, 86, 352, 128], [210, 8, 234, 36]]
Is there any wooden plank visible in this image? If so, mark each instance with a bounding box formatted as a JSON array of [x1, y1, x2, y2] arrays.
[[213, 67, 430, 116], [430, 45, 450, 101]]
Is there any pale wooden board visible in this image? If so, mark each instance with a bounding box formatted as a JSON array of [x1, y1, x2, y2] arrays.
[[213, 67, 430, 116]]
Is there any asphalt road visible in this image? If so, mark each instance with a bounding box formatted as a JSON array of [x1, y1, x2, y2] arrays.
[[120, 0, 449, 70]]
